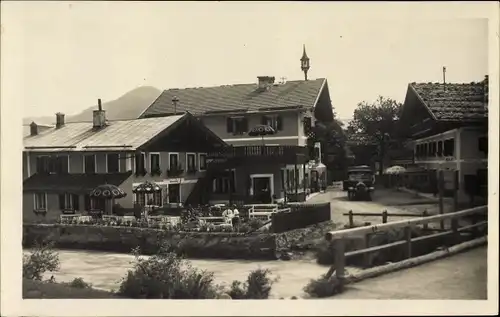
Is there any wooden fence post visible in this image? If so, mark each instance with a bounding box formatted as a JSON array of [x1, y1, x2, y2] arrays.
[[451, 218, 460, 245], [334, 238, 346, 291], [438, 170, 445, 230], [453, 170, 459, 212], [382, 210, 388, 224], [348, 210, 354, 228], [363, 233, 372, 268], [422, 210, 428, 230], [404, 226, 412, 259]]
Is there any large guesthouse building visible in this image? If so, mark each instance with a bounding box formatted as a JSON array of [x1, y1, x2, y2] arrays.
[[22, 101, 226, 222]]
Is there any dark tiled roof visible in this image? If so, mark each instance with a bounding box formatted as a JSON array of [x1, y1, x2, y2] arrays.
[[23, 172, 132, 193], [410, 80, 487, 122], [140, 78, 326, 117]]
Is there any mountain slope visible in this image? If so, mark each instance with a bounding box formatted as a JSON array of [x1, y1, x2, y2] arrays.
[[23, 86, 162, 125]]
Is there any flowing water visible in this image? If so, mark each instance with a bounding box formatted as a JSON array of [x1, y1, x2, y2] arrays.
[[25, 249, 331, 298]]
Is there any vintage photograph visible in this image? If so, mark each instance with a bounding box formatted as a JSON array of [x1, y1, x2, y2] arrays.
[[1, 1, 498, 316]]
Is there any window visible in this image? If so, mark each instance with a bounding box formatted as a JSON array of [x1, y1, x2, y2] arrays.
[[437, 141, 443, 156], [226, 117, 248, 135], [107, 153, 120, 173], [58, 193, 79, 211], [199, 153, 207, 171], [169, 153, 179, 170], [443, 139, 455, 157], [150, 153, 161, 175], [135, 193, 146, 206], [430, 142, 437, 157], [212, 176, 234, 194], [135, 152, 146, 175], [186, 153, 196, 172], [36, 156, 50, 173], [84, 194, 99, 210], [34, 193, 47, 210], [153, 190, 163, 206], [261, 115, 283, 131], [84, 154, 96, 173]]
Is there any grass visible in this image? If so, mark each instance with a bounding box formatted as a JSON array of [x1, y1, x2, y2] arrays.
[[23, 278, 118, 299]]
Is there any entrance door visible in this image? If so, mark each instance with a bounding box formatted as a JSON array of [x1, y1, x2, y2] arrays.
[[168, 184, 181, 204], [253, 177, 271, 203]]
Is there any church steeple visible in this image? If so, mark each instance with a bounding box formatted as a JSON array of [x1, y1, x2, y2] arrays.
[[300, 44, 310, 81]]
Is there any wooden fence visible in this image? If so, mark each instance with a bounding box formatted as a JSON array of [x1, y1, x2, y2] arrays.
[[344, 210, 431, 228], [272, 202, 331, 233], [325, 205, 488, 288]]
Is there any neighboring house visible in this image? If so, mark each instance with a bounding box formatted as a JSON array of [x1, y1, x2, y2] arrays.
[[139, 48, 335, 204], [22, 101, 226, 222], [399, 75, 488, 200]]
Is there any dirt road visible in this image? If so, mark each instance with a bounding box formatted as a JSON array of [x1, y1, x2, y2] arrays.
[[308, 188, 453, 226], [333, 246, 487, 299]]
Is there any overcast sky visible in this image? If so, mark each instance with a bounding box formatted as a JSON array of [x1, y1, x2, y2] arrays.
[[1, 2, 489, 120]]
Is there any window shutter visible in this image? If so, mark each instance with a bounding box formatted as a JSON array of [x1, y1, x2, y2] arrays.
[[135, 153, 141, 172], [59, 194, 65, 210], [226, 117, 233, 133], [276, 116, 283, 131]]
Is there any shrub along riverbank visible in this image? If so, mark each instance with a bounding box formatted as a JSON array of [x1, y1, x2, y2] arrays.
[[23, 242, 278, 299]]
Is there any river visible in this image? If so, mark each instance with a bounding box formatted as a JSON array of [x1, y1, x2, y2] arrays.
[[26, 249, 334, 299]]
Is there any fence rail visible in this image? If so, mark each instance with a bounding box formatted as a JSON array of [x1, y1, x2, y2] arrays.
[[325, 205, 488, 286], [344, 210, 430, 228]]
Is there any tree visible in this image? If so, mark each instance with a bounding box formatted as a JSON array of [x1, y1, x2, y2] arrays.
[[347, 96, 403, 175], [307, 119, 348, 181]]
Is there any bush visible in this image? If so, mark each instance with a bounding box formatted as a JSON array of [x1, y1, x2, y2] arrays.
[[227, 268, 278, 299], [117, 245, 222, 299], [23, 241, 60, 281], [69, 277, 92, 289], [303, 275, 343, 298]]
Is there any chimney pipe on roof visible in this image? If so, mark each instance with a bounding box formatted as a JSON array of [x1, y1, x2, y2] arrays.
[[55, 112, 65, 129], [442, 66, 447, 91], [30, 122, 38, 136], [257, 76, 275, 90], [93, 98, 106, 129]]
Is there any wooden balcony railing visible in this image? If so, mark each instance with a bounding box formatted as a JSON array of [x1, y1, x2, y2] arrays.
[[207, 145, 308, 161]]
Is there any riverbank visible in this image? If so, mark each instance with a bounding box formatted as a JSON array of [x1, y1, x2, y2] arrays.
[[27, 248, 332, 299], [23, 224, 278, 260]]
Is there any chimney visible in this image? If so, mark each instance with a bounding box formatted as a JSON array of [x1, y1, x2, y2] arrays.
[[93, 98, 107, 129], [30, 122, 38, 136], [55, 112, 65, 129], [257, 76, 275, 90]]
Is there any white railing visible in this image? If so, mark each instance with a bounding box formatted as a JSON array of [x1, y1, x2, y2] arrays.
[[247, 204, 291, 221]]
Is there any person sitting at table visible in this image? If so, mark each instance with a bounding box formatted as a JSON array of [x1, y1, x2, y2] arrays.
[[222, 206, 233, 223], [231, 204, 240, 227]]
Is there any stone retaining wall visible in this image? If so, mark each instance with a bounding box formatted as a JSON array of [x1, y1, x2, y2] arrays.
[[23, 224, 278, 260]]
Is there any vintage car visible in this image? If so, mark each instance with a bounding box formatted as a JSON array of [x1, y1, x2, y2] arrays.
[[343, 165, 375, 201]]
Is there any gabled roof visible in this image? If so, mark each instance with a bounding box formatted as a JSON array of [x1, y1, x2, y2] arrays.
[[408, 80, 487, 122], [140, 78, 326, 118], [23, 172, 132, 192], [23, 115, 185, 152]]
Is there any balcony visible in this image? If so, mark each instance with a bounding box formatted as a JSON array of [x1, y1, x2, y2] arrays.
[[207, 145, 309, 165]]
